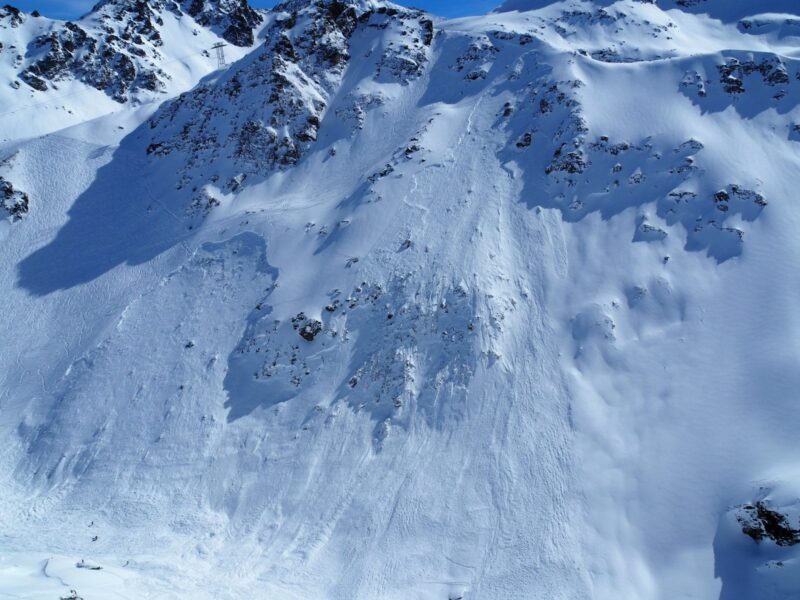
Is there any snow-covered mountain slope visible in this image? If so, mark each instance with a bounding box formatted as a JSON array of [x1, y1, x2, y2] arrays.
[[0, 0, 264, 141], [145, 0, 433, 185], [496, 0, 800, 21], [2, 0, 800, 598]]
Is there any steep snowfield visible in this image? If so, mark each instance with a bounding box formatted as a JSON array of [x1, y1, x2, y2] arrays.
[[1, 0, 800, 598]]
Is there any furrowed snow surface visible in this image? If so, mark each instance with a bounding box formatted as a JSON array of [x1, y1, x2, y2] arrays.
[[1, 0, 800, 598]]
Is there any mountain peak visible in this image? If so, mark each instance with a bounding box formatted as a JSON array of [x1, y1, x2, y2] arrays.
[[145, 0, 434, 185], [8, 0, 263, 102], [180, 0, 263, 46], [86, 0, 263, 45]]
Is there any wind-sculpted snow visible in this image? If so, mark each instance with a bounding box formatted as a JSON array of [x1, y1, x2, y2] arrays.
[[3, 1, 800, 599]]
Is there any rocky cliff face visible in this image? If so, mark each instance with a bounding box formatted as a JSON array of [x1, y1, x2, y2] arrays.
[[141, 0, 793, 260], [3, 0, 263, 102], [180, 0, 263, 45], [145, 0, 433, 187]]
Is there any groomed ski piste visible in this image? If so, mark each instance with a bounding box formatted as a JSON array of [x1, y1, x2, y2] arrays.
[[1, 0, 799, 598]]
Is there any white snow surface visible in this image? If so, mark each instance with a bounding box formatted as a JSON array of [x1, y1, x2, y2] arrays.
[[1, 0, 800, 598]]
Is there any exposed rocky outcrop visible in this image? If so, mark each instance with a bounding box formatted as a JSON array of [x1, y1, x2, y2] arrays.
[[14, 0, 262, 101], [0, 176, 28, 221], [718, 55, 791, 95], [146, 0, 433, 185], [292, 312, 323, 341], [21, 14, 162, 101], [0, 4, 25, 27], [180, 0, 263, 46], [737, 501, 800, 547]]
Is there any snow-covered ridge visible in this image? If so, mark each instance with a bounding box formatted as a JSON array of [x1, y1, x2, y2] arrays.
[[496, 0, 800, 21], [134, 0, 798, 259], [175, 0, 263, 45], [0, 0, 265, 144], [144, 0, 433, 189], [1, 0, 262, 102]]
